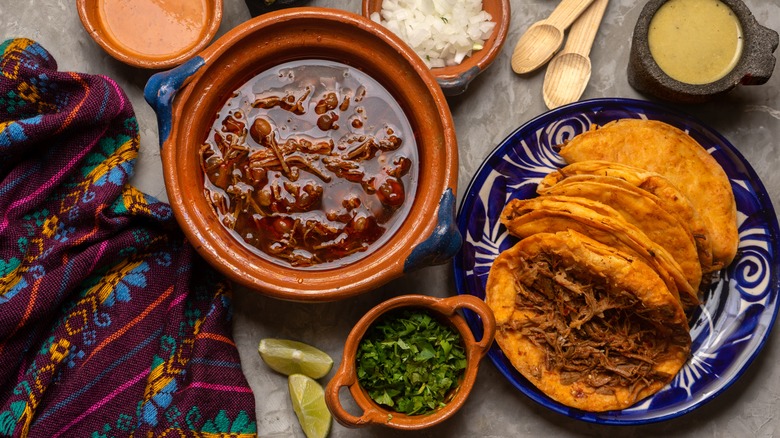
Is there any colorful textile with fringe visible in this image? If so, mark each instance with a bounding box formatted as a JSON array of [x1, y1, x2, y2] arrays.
[[0, 39, 257, 437]]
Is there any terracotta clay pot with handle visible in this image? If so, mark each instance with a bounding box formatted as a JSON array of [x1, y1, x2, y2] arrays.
[[363, 0, 511, 95], [144, 8, 460, 301], [325, 294, 496, 430]]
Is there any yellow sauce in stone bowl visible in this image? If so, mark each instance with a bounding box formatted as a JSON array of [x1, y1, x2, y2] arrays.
[[627, 0, 778, 103], [648, 0, 743, 85]]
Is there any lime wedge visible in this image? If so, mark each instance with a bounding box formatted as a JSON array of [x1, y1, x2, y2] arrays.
[[258, 338, 334, 379], [288, 374, 332, 438]]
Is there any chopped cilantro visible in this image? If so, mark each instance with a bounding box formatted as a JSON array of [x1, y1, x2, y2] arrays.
[[356, 309, 467, 415]]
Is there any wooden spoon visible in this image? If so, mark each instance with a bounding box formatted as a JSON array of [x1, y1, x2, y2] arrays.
[[543, 0, 609, 109], [511, 0, 597, 74]]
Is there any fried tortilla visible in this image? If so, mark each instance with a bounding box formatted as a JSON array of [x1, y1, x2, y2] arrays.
[[537, 178, 702, 293], [539, 167, 715, 274], [557, 119, 737, 267], [486, 230, 691, 412], [501, 196, 699, 309]]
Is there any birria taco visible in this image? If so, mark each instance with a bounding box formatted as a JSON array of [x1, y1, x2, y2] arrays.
[[500, 195, 699, 309], [486, 230, 691, 412], [537, 177, 703, 295], [557, 119, 737, 268], [538, 166, 714, 274]]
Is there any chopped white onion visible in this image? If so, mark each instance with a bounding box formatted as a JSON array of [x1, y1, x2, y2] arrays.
[[370, 0, 496, 68]]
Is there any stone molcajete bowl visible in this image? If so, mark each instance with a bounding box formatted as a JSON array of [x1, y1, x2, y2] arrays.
[[325, 294, 496, 430], [628, 0, 778, 103], [143, 8, 460, 301]]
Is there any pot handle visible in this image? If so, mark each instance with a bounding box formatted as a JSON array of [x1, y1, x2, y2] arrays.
[[324, 364, 385, 428], [432, 295, 496, 354], [143, 56, 206, 147], [436, 66, 480, 96], [403, 188, 462, 272], [740, 23, 779, 86]]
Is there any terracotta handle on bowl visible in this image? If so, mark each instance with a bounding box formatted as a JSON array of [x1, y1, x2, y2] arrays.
[[143, 57, 207, 147], [436, 67, 482, 96], [403, 188, 462, 272], [144, 34, 230, 147], [431, 295, 496, 354], [325, 357, 386, 428]]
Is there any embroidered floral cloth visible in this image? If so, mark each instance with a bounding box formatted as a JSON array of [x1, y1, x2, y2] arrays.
[[0, 39, 257, 437]]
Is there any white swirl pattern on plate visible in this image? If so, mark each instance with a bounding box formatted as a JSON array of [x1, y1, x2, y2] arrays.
[[453, 99, 780, 424]]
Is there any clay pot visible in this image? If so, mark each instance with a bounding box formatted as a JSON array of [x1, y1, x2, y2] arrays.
[[628, 0, 778, 103], [325, 294, 496, 429], [362, 0, 511, 96], [76, 0, 223, 69], [144, 8, 460, 301]]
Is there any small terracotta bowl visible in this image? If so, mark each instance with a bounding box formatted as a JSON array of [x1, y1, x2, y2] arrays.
[[363, 0, 511, 96], [144, 8, 459, 301], [628, 0, 778, 103], [77, 0, 223, 69], [325, 294, 496, 430]]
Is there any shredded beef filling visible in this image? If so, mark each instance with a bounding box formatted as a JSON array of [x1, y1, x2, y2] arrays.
[[508, 254, 687, 397]]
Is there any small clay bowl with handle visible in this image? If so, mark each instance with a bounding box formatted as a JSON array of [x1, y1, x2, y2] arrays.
[[325, 294, 496, 430], [363, 0, 511, 96]]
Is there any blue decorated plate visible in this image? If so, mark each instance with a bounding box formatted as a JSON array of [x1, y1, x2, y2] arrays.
[[453, 98, 780, 425]]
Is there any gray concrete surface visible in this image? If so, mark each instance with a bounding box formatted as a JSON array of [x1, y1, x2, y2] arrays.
[[2, 0, 778, 436]]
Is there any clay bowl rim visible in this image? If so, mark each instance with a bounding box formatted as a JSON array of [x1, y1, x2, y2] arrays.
[[76, 0, 223, 69], [362, 0, 511, 92], [160, 7, 458, 301], [631, 0, 771, 96], [324, 294, 496, 430]]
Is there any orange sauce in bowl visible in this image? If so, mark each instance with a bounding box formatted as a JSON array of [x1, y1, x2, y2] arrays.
[[98, 0, 209, 59]]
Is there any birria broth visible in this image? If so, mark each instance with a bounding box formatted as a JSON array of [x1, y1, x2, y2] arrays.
[[200, 60, 418, 268], [648, 0, 743, 85]]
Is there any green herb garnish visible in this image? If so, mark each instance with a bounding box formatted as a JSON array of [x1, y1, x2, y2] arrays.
[[356, 309, 467, 415]]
